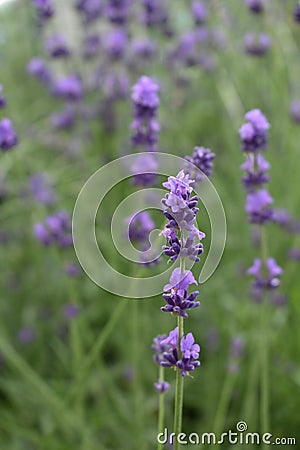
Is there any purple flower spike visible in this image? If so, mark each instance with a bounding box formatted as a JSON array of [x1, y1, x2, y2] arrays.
[[191, 1, 208, 25], [241, 154, 270, 191], [33, 0, 54, 21], [76, 0, 103, 23], [247, 257, 282, 292], [294, 4, 300, 23], [244, 32, 271, 56], [0, 119, 18, 151], [63, 304, 80, 320], [17, 326, 36, 345], [239, 109, 270, 153], [0, 85, 7, 109], [27, 58, 52, 85], [245, 0, 264, 14], [162, 269, 200, 318], [52, 76, 83, 102], [185, 146, 216, 182], [104, 29, 128, 60], [45, 34, 71, 58], [106, 0, 131, 25], [245, 189, 273, 224]]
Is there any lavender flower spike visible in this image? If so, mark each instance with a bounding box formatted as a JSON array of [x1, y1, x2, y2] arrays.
[[162, 268, 200, 318], [239, 109, 270, 153]]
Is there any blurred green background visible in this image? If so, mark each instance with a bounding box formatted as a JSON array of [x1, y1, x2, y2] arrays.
[[0, 1, 299, 449]]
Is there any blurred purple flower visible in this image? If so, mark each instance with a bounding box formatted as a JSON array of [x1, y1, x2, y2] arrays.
[[52, 76, 83, 101], [239, 109, 270, 153], [244, 32, 271, 56], [27, 58, 52, 84], [63, 303, 80, 320], [45, 34, 71, 58], [246, 189, 273, 224], [29, 173, 56, 205], [245, 0, 264, 13], [0, 119, 18, 151], [191, 1, 208, 24], [33, 0, 54, 21], [17, 327, 36, 345]]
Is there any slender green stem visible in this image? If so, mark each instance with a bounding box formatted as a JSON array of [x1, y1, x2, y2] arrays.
[[157, 366, 166, 450], [260, 226, 270, 446], [213, 371, 236, 439], [173, 316, 184, 450]]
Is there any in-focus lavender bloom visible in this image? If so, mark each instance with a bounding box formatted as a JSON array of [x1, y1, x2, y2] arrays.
[[294, 4, 300, 23], [245, 0, 264, 14], [17, 326, 36, 345], [29, 173, 56, 205], [239, 109, 270, 153], [241, 154, 270, 191], [0, 85, 7, 109], [33, 0, 54, 21], [289, 100, 300, 123], [161, 170, 205, 262], [248, 258, 282, 291], [52, 76, 83, 102], [160, 328, 200, 377], [50, 106, 76, 130], [27, 58, 52, 84], [162, 268, 200, 318], [76, 0, 103, 23], [83, 34, 101, 59], [152, 334, 170, 364], [63, 303, 80, 320], [185, 146, 216, 182], [34, 210, 72, 248], [191, 1, 208, 25], [45, 34, 71, 58], [228, 336, 245, 373], [246, 189, 273, 224], [104, 29, 128, 60], [244, 32, 271, 56], [106, 0, 131, 25], [0, 119, 18, 151]]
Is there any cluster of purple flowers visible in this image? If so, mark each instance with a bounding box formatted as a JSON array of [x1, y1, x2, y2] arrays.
[[33, 0, 54, 23], [244, 32, 271, 57], [239, 110, 284, 303], [0, 84, 18, 152], [130, 76, 160, 186], [33, 210, 72, 248], [185, 146, 216, 183], [161, 170, 205, 263], [153, 328, 200, 382], [152, 163, 212, 391], [239, 109, 274, 224], [245, 0, 264, 14], [247, 258, 283, 301]]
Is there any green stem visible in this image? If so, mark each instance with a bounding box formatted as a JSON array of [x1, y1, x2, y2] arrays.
[[173, 314, 184, 450], [213, 371, 236, 439], [157, 366, 166, 450], [260, 227, 270, 446]]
